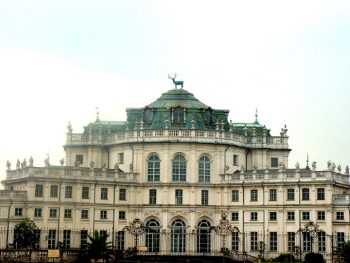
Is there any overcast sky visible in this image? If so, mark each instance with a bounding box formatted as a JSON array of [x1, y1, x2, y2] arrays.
[[1, 0, 350, 183]]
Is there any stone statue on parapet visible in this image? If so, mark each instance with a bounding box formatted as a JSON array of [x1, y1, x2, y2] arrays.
[[16, 159, 20, 170], [21, 159, 27, 169], [345, 165, 349, 175], [168, 74, 184, 89], [337, 164, 341, 173], [6, 160, 11, 171], [29, 156, 33, 167], [312, 161, 316, 170]]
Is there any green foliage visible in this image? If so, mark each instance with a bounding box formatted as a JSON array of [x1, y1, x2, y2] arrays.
[[86, 231, 113, 262], [272, 253, 296, 262], [342, 240, 350, 263], [304, 252, 324, 263], [13, 218, 39, 249]]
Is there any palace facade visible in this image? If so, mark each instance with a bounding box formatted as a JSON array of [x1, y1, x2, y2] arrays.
[[1, 85, 349, 261]]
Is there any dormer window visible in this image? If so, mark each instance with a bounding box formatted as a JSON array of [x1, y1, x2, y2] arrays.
[[173, 107, 184, 123], [144, 108, 153, 123], [204, 110, 212, 124]]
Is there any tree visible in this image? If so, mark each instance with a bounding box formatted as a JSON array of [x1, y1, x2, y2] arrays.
[[13, 218, 40, 249], [86, 231, 113, 262], [342, 240, 350, 263]]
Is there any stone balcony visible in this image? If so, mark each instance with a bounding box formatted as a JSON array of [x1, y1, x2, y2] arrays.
[[220, 169, 350, 185], [4, 166, 139, 183], [66, 129, 288, 149], [0, 190, 27, 200]]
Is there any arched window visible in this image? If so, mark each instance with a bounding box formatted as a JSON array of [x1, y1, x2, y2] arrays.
[[198, 155, 211, 183], [148, 155, 160, 182], [197, 220, 211, 253], [146, 219, 160, 253], [172, 155, 186, 182], [171, 219, 186, 252], [173, 107, 184, 123]]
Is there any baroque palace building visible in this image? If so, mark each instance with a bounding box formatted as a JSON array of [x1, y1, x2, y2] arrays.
[[1, 83, 350, 261]]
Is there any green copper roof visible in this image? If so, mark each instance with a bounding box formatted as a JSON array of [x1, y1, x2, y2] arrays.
[[147, 88, 208, 109]]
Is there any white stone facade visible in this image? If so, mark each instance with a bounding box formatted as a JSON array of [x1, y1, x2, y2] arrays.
[[0, 88, 349, 261]]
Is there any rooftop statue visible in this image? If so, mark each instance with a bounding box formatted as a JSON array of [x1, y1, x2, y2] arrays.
[[168, 74, 184, 89]]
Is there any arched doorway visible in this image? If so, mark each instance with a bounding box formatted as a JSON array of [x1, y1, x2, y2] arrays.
[[171, 219, 186, 252], [146, 219, 160, 252], [197, 220, 211, 253]]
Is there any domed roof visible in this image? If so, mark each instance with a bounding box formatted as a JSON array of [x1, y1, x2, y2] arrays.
[[147, 88, 208, 109]]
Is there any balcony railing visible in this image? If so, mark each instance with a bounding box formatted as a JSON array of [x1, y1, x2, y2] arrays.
[[5, 166, 139, 182], [220, 170, 349, 185], [66, 129, 288, 149]]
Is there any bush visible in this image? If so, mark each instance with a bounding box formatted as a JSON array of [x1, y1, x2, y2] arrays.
[[304, 252, 324, 263], [272, 253, 295, 262]]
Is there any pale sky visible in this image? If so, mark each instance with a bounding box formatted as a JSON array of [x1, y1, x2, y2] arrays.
[[1, 1, 350, 183]]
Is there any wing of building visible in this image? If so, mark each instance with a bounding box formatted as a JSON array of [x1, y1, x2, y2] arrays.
[[1, 85, 349, 261]]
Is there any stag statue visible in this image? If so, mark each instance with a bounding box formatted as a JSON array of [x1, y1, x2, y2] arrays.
[[168, 74, 184, 89]]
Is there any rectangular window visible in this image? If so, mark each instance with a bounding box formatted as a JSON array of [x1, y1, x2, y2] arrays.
[[317, 211, 325, 220], [80, 230, 88, 249], [75, 154, 83, 165], [287, 232, 295, 252], [270, 232, 277, 251], [250, 189, 258, 201], [82, 186, 89, 199], [50, 185, 58, 198], [233, 154, 239, 166], [64, 209, 72, 219], [232, 190, 239, 202], [232, 232, 239, 251], [302, 188, 310, 201], [35, 184, 44, 197], [336, 211, 344, 220], [63, 230, 71, 249], [65, 186, 73, 198], [302, 211, 310, 221], [303, 232, 311, 252], [100, 230, 107, 240], [317, 188, 325, 200], [318, 231, 326, 252], [337, 232, 345, 252], [81, 209, 89, 219], [271, 157, 278, 168], [119, 189, 126, 201], [101, 188, 108, 200], [231, 212, 239, 221], [15, 208, 23, 216], [201, 190, 209, 205], [287, 211, 295, 221], [287, 189, 295, 201], [49, 208, 58, 218], [119, 211, 126, 220], [149, 189, 157, 204], [251, 212, 258, 221], [100, 210, 107, 219], [175, 189, 183, 205], [34, 208, 42, 217], [269, 211, 277, 221], [117, 231, 125, 250], [270, 189, 277, 201], [48, 229, 56, 249], [251, 232, 258, 251], [118, 153, 124, 164], [33, 229, 40, 249]]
